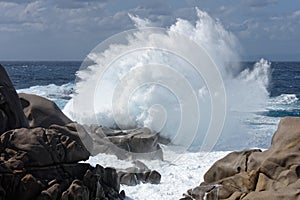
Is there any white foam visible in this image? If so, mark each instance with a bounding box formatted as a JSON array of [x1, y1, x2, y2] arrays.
[[269, 94, 298, 105], [85, 148, 231, 200], [17, 83, 73, 109], [64, 8, 271, 149]]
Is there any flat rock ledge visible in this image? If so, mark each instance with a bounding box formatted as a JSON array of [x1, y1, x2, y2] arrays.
[[182, 117, 300, 200], [84, 125, 163, 160]]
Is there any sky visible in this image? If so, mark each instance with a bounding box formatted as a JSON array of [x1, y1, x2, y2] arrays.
[[0, 0, 299, 61]]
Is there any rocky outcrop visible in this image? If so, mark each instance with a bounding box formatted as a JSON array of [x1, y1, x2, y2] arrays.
[[0, 64, 29, 134], [0, 124, 124, 200], [0, 123, 90, 168], [118, 160, 161, 186], [84, 126, 163, 160], [0, 64, 123, 199], [0, 64, 163, 199], [19, 93, 72, 128], [17, 92, 162, 160], [182, 117, 300, 200], [0, 122, 161, 199]]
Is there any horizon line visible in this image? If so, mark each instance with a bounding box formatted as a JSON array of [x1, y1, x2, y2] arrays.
[[1, 59, 300, 62]]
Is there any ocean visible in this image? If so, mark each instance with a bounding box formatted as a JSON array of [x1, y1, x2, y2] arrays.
[[3, 60, 300, 148], [2, 8, 300, 199], [1, 61, 300, 199]]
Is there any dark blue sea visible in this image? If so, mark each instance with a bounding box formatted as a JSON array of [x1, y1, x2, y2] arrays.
[[1, 60, 300, 149]]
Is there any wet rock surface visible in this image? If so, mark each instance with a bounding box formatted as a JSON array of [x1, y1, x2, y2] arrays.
[[118, 160, 161, 186], [83, 125, 163, 160]]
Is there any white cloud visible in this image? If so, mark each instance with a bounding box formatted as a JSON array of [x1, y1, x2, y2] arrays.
[[128, 13, 155, 28], [269, 16, 283, 20], [0, 0, 299, 60], [242, 0, 277, 8], [290, 10, 300, 18]]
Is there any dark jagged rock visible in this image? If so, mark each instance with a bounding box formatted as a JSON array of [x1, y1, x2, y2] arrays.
[[0, 124, 124, 200], [19, 93, 72, 128], [182, 117, 300, 200], [0, 64, 164, 199], [0, 64, 29, 134], [118, 160, 161, 186], [0, 163, 124, 200], [85, 126, 163, 160], [61, 180, 90, 200]]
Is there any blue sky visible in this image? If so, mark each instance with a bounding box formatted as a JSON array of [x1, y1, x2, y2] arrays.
[[0, 0, 299, 61]]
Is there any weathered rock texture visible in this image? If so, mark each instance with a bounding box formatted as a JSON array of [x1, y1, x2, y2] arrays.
[[0, 64, 29, 134], [182, 117, 300, 200], [0, 63, 163, 199], [19, 93, 72, 128], [118, 160, 161, 186], [17, 93, 163, 160], [0, 124, 124, 200], [84, 126, 163, 160], [0, 65, 124, 200]]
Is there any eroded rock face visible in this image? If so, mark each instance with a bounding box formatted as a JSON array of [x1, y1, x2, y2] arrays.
[[0, 64, 29, 134], [0, 64, 162, 199], [182, 117, 300, 200], [84, 126, 163, 160], [118, 160, 161, 186], [19, 93, 72, 128], [16, 92, 163, 160], [0, 124, 124, 200], [0, 163, 124, 200], [0, 123, 90, 169]]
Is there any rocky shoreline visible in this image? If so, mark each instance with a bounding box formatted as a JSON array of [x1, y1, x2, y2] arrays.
[[182, 117, 300, 200], [1, 62, 300, 200], [0, 64, 161, 200]]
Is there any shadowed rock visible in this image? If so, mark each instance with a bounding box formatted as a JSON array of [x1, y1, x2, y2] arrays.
[[19, 93, 72, 128], [0, 64, 29, 134], [84, 126, 163, 160], [0, 124, 124, 200], [0, 63, 164, 199], [182, 117, 300, 200], [16, 92, 163, 160], [118, 160, 161, 186]]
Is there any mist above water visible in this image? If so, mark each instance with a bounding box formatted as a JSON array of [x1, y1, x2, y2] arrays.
[[64, 8, 270, 151]]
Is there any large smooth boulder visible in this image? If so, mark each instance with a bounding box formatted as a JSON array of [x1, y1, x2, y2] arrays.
[[19, 93, 72, 128], [0, 64, 29, 134], [182, 117, 300, 200]]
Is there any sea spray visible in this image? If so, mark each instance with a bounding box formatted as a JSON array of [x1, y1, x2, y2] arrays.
[[63, 8, 271, 151]]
